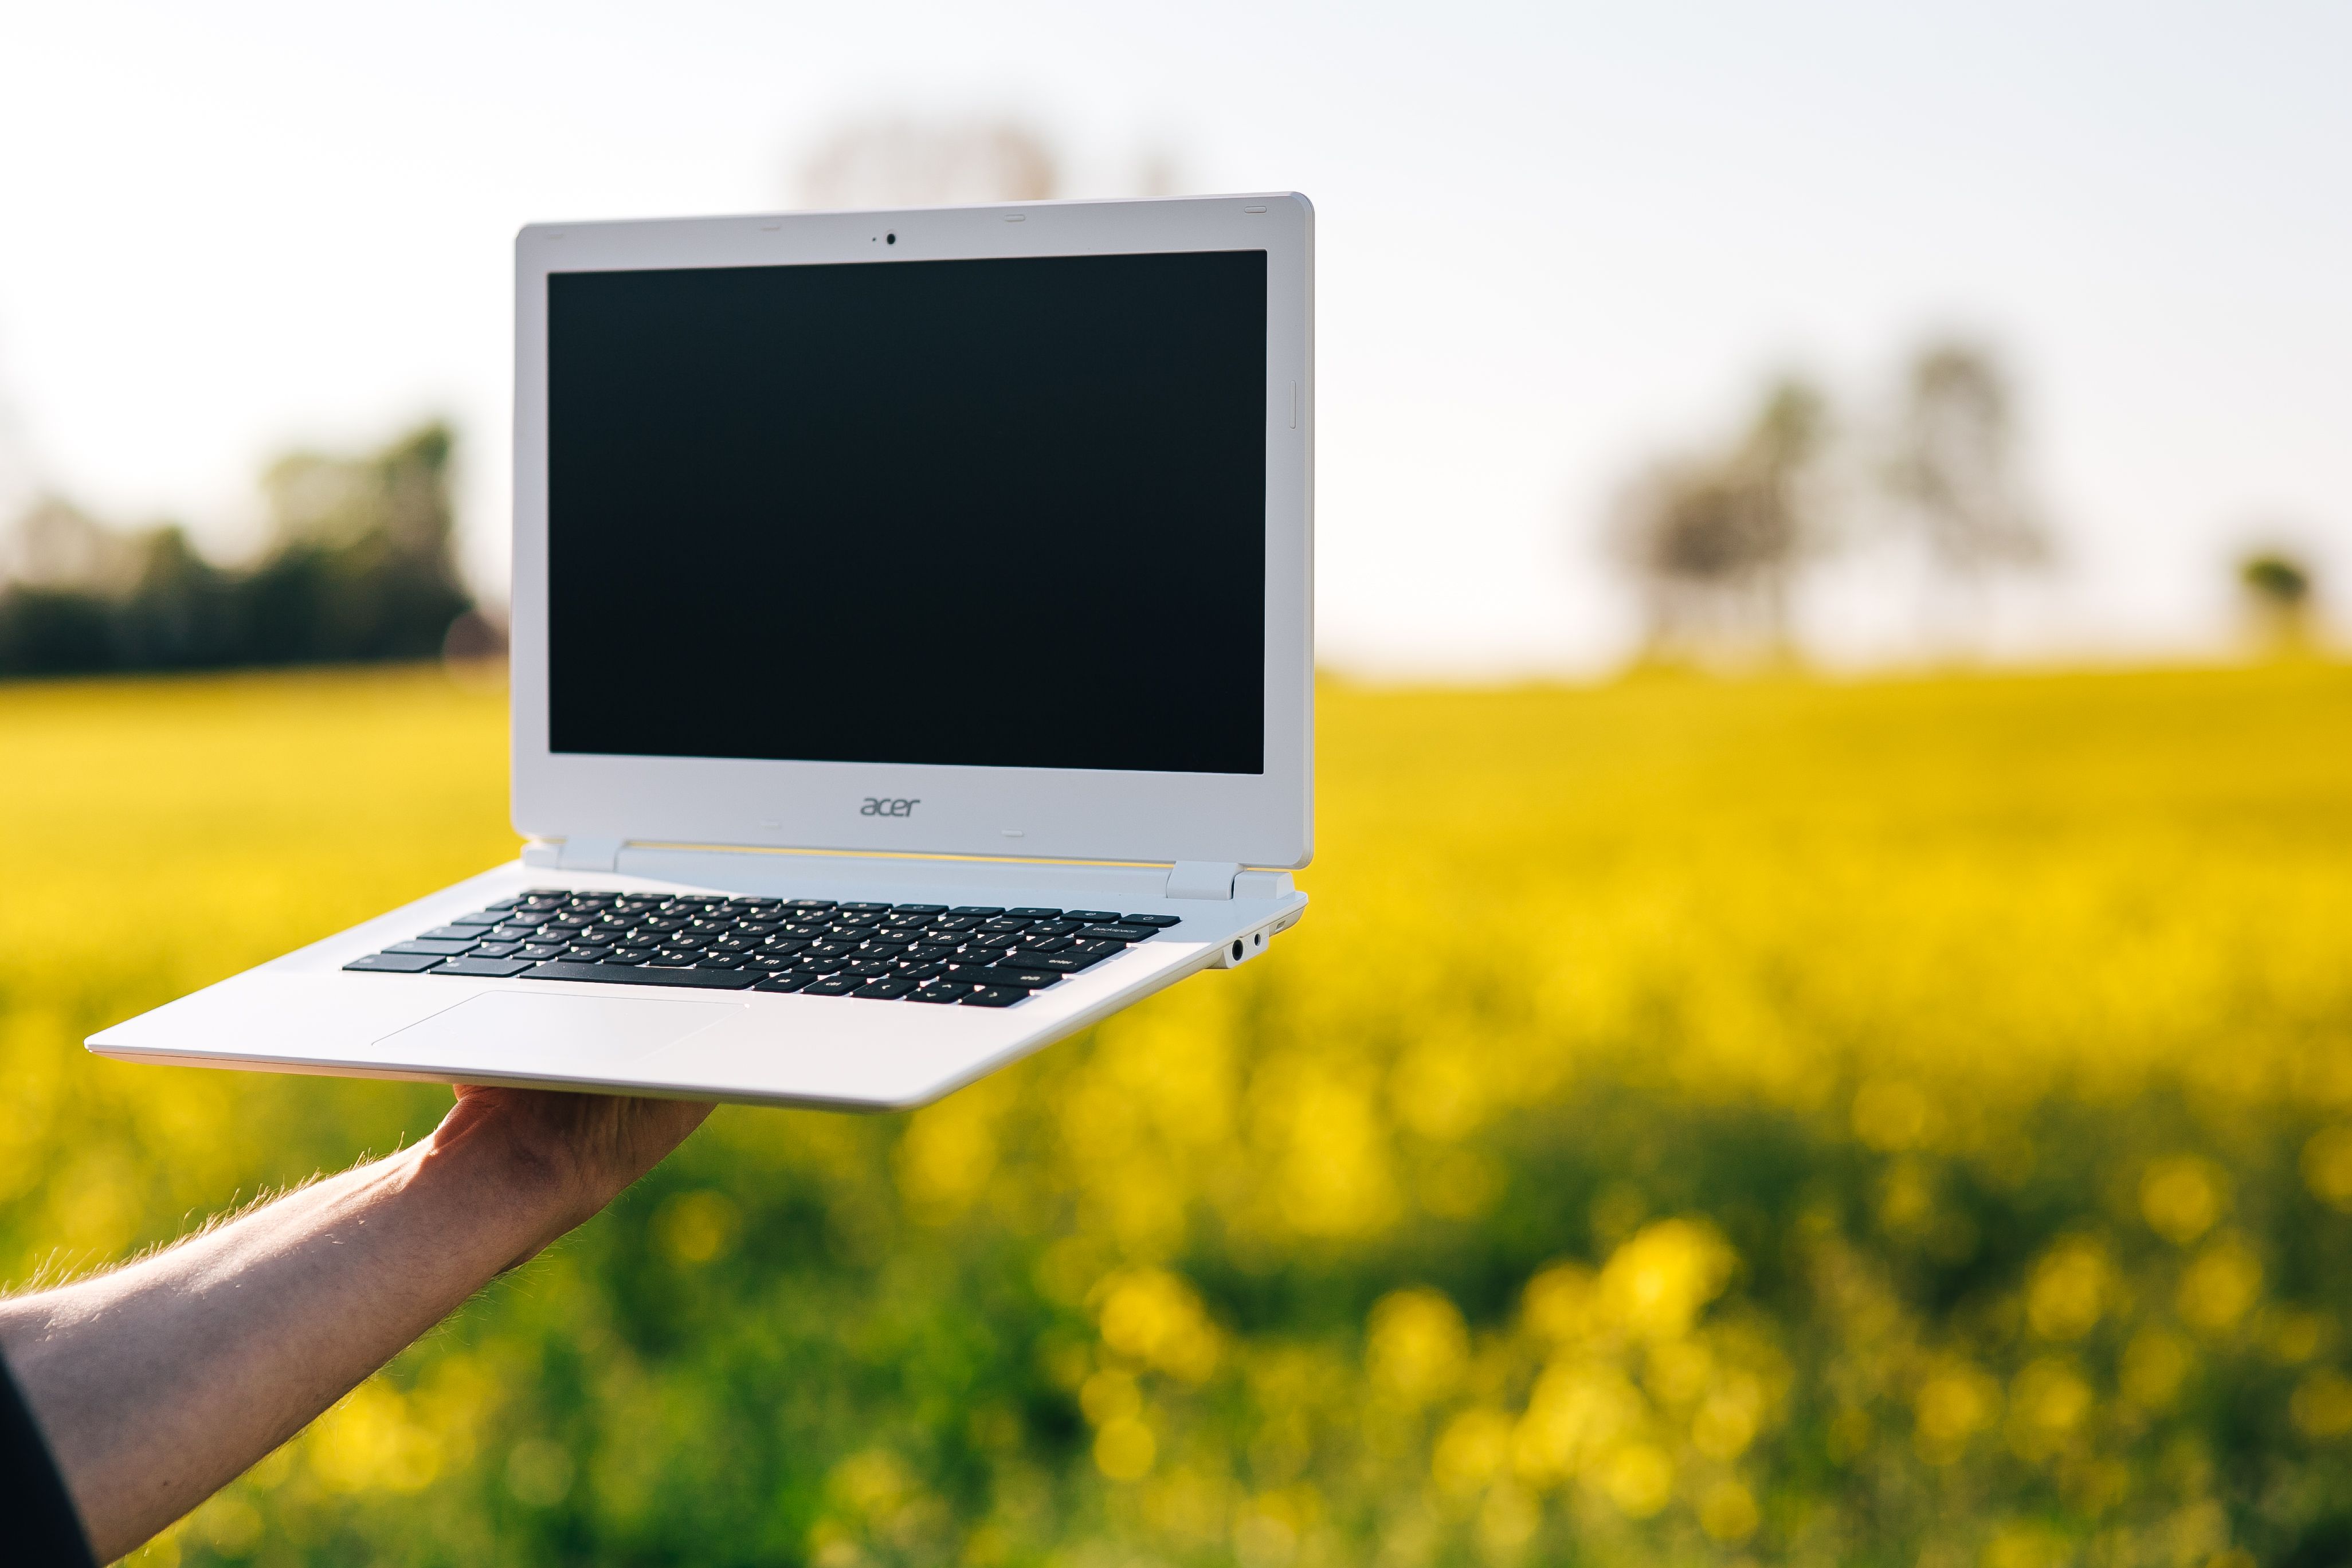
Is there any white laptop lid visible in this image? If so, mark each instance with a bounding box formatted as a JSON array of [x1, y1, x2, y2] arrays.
[[507, 194, 1312, 871]]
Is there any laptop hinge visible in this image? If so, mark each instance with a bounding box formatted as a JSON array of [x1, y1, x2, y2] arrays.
[[552, 836, 623, 872], [523, 840, 1294, 904], [1165, 860, 1241, 900]]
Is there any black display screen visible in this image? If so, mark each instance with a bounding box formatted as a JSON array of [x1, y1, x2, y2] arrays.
[[546, 249, 1267, 774]]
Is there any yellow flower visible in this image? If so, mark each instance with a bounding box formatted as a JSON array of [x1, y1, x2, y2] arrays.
[[1366, 1288, 1469, 1405]]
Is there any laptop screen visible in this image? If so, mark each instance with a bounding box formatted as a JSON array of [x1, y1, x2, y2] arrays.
[[544, 249, 1268, 775]]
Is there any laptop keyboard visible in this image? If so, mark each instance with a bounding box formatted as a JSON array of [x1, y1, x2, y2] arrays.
[[343, 888, 1183, 1008]]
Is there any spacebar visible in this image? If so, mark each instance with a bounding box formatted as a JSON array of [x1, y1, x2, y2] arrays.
[[522, 962, 759, 990]]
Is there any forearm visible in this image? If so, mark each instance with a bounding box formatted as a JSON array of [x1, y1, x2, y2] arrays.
[[0, 1119, 575, 1562]]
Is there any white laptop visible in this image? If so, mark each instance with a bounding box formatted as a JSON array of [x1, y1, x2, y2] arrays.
[[87, 193, 1313, 1112]]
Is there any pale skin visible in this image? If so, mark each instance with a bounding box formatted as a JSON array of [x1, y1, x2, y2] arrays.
[[0, 1086, 712, 1563]]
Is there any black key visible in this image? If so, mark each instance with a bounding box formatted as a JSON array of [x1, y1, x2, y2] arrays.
[[864, 940, 911, 957], [1062, 910, 1121, 923], [744, 954, 795, 971], [1027, 920, 1081, 938], [642, 916, 691, 932], [807, 940, 862, 959], [832, 911, 884, 928], [851, 978, 917, 1000], [795, 955, 848, 975], [1006, 907, 1062, 919], [762, 936, 812, 955], [471, 941, 523, 958], [950, 906, 1006, 918], [388, 939, 477, 957], [673, 893, 725, 904], [930, 915, 981, 932], [1078, 925, 1155, 943], [946, 961, 1037, 986], [997, 950, 1059, 971], [907, 985, 969, 1005], [518, 942, 569, 959], [734, 920, 782, 935], [617, 934, 662, 949], [492, 924, 543, 940], [802, 976, 859, 997], [418, 925, 491, 942], [524, 961, 756, 990], [981, 917, 1030, 932], [695, 955, 747, 970], [979, 967, 1060, 989], [754, 973, 814, 993], [845, 958, 899, 978], [728, 896, 783, 908], [962, 987, 1026, 1008], [908, 943, 959, 962], [786, 899, 837, 912], [709, 936, 761, 954], [563, 944, 613, 959], [448, 912, 505, 928], [645, 952, 700, 967], [901, 960, 950, 981], [483, 895, 526, 911], [433, 957, 536, 978], [1119, 914, 1183, 928], [523, 887, 574, 898], [1071, 939, 1125, 957], [1031, 949, 1111, 973], [1021, 936, 1075, 954], [347, 952, 445, 973], [838, 902, 893, 914], [598, 952, 648, 966], [665, 932, 711, 950], [892, 904, 948, 915], [880, 913, 931, 930]]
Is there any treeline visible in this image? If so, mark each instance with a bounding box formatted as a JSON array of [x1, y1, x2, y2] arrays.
[[1608, 342, 2048, 660], [0, 423, 481, 678]]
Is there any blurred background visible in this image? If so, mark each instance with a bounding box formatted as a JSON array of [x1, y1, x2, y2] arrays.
[[3, 0, 2346, 675], [3, 2, 2351, 1565]]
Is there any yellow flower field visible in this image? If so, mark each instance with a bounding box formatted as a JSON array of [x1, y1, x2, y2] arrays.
[[5, 659, 2352, 1566]]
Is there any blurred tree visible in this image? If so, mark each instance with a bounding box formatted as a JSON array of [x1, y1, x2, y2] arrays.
[[1885, 342, 2049, 583], [0, 422, 472, 677], [798, 117, 1058, 209], [251, 422, 469, 663], [117, 527, 238, 669], [2, 495, 143, 593], [1612, 378, 1832, 661], [2239, 547, 2317, 653]]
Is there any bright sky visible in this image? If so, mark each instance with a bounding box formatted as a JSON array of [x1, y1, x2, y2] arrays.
[[2, 0, 2346, 673]]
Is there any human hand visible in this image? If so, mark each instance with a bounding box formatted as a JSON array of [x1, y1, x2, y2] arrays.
[[430, 1085, 715, 1247], [4, 1085, 715, 1560]]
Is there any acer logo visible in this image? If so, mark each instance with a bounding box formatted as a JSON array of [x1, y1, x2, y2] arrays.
[[861, 797, 919, 818]]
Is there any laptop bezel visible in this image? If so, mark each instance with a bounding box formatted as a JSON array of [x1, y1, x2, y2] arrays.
[[507, 193, 1313, 871]]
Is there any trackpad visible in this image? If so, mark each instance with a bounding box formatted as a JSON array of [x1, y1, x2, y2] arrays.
[[374, 991, 742, 1075]]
